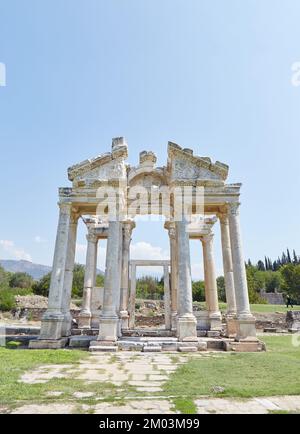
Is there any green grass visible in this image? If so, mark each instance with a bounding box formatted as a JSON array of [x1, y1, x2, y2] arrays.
[[250, 304, 298, 313], [163, 336, 300, 399], [0, 348, 137, 410], [1, 335, 300, 412], [197, 302, 299, 313], [172, 398, 197, 414]]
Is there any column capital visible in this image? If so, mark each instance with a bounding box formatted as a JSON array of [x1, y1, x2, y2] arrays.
[[86, 232, 98, 243], [218, 213, 229, 225], [200, 233, 214, 244], [228, 202, 241, 216], [58, 202, 72, 214]]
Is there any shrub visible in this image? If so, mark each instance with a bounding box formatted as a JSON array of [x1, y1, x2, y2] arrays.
[[9, 272, 33, 289], [0, 288, 16, 311]]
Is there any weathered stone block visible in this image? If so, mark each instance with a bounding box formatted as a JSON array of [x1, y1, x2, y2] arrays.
[[207, 330, 221, 338], [197, 341, 208, 351], [224, 340, 265, 352], [143, 346, 162, 352], [286, 311, 300, 331], [89, 345, 118, 352], [178, 346, 198, 352], [161, 342, 178, 351], [69, 336, 93, 348], [29, 338, 68, 349]]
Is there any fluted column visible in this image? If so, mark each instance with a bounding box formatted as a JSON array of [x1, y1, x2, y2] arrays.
[[175, 217, 197, 340], [61, 211, 79, 336], [120, 221, 134, 329], [169, 225, 178, 330], [97, 221, 122, 341], [78, 232, 98, 328], [201, 234, 222, 330], [128, 263, 136, 329], [228, 203, 256, 340], [163, 265, 171, 330], [219, 213, 237, 316], [39, 202, 72, 341]]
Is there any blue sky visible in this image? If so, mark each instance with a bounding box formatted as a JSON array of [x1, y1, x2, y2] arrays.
[[0, 0, 300, 278]]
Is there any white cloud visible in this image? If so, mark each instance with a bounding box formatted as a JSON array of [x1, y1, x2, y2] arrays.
[[34, 235, 47, 244], [130, 242, 169, 276], [0, 239, 32, 261], [130, 242, 169, 260]]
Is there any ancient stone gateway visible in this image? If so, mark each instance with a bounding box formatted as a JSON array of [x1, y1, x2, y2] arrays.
[[30, 137, 264, 352]]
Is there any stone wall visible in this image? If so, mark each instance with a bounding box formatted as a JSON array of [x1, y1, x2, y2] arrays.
[[259, 290, 284, 305]]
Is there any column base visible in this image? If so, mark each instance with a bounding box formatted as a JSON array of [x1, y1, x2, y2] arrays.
[[225, 316, 238, 338], [97, 316, 119, 341], [120, 310, 129, 330], [236, 316, 257, 341], [91, 310, 101, 329], [78, 311, 92, 329], [61, 312, 72, 337], [29, 337, 68, 349], [39, 311, 64, 340], [208, 312, 222, 331], [177, 315, 197, 341]]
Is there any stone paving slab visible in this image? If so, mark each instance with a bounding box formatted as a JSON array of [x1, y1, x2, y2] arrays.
[[195, 396, 300, 414]]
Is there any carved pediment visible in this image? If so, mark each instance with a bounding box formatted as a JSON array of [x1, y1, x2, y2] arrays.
[[68, 137, 128, 186], [167, 142, 229, 184]]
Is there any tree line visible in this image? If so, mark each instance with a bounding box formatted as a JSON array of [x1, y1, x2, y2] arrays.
[[0, 247, 299, 310]]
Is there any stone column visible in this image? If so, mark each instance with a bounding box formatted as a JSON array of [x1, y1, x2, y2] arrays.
[[97, 221, 122, 341], [175, 217, 197, 340], [78, 232, 98, 328], [163, 265, 171, 330], [128, 263, 136, 329], [119, 221, 134, 330], [201, 234, 222, 330], [228, 203, 256, 340], [37, 202, 72, 343], [61, 211, 79, 337], [219, 213, 238, 337], [168, 225, 178, 331], [219, 213, 237, 316]]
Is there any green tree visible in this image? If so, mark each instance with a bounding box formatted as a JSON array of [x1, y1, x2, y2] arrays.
[[71, 264, 85, 297], [32, 272, 51, 296], [280, 264, 300, 304], [136, 275, 163, 299], [96, 273, 105, 287], [264, 270, 283, 293], [257, 260, 265, 271], [0, 265, 10, 288], [246, 266, 266, 303], [9, 272, 33, 289], [216, 276, 226, 302], [192, 280, 205, 302]]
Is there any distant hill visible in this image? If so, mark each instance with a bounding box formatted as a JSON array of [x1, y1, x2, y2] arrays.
[[0, 260, 51, 280], [0, 259, 104, 280]]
